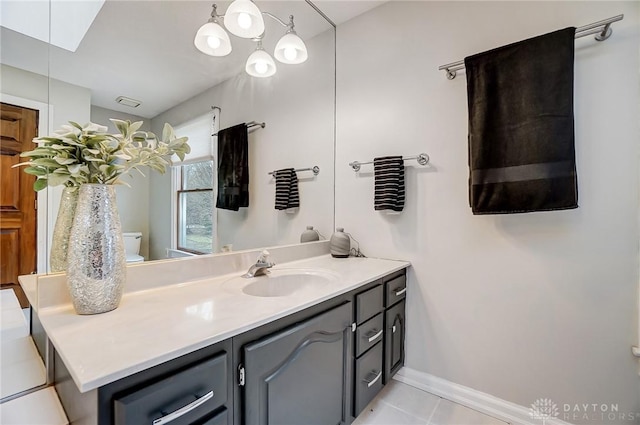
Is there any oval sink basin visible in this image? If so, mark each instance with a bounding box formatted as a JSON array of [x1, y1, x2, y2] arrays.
[[224, 269, 339, 297]]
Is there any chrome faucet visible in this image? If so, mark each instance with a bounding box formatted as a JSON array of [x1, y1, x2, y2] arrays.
[[242, 250, 275, 278]]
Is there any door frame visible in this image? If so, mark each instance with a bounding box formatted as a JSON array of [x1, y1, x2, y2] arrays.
[[1, 93, 53, 273]]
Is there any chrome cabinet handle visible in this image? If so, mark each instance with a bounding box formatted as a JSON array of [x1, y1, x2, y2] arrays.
[[392, 325, 397, 333], [364, 371, 382, 388], [394, 288, 406, 296], [152, 391, 214, 425], [366, 329, 383, 343]]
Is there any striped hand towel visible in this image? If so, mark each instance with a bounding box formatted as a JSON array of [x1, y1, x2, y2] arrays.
[[274, 168, 300, 210], [374, 156, 405, 212]]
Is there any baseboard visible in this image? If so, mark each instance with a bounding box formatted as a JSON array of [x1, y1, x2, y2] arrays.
[[394, 367, 573, 425]]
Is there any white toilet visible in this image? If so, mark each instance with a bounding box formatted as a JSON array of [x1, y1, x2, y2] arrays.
[[123, 232, 144, 263]]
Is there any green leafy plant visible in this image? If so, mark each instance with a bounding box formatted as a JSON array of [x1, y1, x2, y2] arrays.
[[15, 120, 190, 191]]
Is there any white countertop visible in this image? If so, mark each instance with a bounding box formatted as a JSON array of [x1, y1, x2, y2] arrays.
[[33, 254, 409, 393]]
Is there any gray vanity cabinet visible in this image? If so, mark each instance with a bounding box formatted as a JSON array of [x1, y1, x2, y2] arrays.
[[54, 267, 408, 425], [241, 302, 353, 425]]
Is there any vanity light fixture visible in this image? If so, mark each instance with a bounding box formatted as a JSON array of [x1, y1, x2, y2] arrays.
[[193, 1, 308, 78]]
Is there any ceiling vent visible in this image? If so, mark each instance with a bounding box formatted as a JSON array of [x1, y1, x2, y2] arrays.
[[115, 96, 142, 108]]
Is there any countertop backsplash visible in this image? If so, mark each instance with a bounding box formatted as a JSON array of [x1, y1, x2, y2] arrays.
[[30, 240, 331, 311]]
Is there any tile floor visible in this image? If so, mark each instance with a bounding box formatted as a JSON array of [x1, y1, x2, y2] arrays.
[[353, 380, 510, 425]]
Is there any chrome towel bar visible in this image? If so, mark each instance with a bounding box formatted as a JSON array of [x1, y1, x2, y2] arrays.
[[439, 14, 624, 80], [268, 166, 320, 176], [349, 153, 430, 172]]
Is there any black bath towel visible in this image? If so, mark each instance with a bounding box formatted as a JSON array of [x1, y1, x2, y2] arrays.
[[274, 168, 300, 210], [374, 156, 405, 212], [216, 123, 249, 211], [465, 27, 578, 215]]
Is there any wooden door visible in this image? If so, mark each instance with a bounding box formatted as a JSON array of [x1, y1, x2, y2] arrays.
[[0, 102, 38, 308]]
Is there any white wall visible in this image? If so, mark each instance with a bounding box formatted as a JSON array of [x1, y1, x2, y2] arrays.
[[336, 1, 640, 420], [91, 106, 151, 260], [149, 29, 335, 259], [1, 64, 91, 131]]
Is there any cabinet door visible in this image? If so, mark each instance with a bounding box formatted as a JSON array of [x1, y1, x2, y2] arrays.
[[384, 299, 405, 383], [242, 302, 352, 425]]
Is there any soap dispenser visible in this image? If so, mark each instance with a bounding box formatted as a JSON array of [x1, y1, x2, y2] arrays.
[[329, 228, 350, 258], [300, 226, 320, 243]]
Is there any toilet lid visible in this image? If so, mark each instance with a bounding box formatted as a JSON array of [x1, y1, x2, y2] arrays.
[[126, 254, 144, 263]]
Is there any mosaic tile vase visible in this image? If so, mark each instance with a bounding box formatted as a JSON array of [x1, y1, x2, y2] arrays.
[[50, 187, 79, 272], [67, 184, 125, 315]]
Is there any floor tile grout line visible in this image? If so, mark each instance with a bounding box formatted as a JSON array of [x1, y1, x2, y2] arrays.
[[426, 397, 442, 425], [377, 382, 442, 423], [395, 379, 510, 425], [378, 398, 435, 424], [439, 398, 510, 425]]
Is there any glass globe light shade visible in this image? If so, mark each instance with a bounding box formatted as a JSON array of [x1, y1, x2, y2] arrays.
[[274, 32, 308, 64], [245, 48, 277, 77], [194, 21, 232, 56], [224, 0, 265, 39]]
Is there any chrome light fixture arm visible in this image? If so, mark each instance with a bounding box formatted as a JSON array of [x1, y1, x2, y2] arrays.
[[261, 12, 294, 30], [209, 4, 223, 22]]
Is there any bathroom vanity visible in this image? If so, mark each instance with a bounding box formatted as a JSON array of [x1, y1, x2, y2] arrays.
[[23, 244, 408, 425]]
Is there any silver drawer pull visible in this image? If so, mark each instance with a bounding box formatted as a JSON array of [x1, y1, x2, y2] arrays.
[[392, 325, 396, 333], [364, 371, 382, 388], [152, 391, 214, 425], [394, 288, 407, 296], [366, 329, 383, 343]]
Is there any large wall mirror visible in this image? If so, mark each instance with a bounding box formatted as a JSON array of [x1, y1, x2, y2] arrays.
[[0, 0, 52, 401], [0, 0, 334, 399], [30, 1, 335, 272]]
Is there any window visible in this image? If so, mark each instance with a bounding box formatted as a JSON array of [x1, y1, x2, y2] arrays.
[[171, 110, 218, 255], [177, 161, 214, 254]]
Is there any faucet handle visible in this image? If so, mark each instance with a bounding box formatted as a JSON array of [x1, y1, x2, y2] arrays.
[[257, 250, 270, 263]]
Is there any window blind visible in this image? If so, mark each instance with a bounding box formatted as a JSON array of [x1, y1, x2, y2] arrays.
[[171, 111, 217, 166]]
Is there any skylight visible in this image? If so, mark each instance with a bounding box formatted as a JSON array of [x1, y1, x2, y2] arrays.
[[0, 0, 105, 52]]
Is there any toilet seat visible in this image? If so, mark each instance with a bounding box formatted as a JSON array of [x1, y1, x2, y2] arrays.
[[126, 254, 144, 263]]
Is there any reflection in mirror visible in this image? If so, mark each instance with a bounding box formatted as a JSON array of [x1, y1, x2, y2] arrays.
[[0, 0, 51, 400], [46, 0, 336, 266], [0, 286, 48, 401]]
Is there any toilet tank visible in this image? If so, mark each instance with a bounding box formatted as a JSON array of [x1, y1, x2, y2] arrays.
[[123, 232, 142, 256]]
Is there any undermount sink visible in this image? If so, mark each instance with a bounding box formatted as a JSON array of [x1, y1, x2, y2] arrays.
[[224, 269, 339, 297]]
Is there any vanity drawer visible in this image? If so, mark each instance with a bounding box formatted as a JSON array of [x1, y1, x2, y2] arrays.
[[198, 408, 228, 425], [384, 272, 406, 308], [355, 313, 384, 358], [113, 352, 227, 425], [354, 341, 383, 416], [356, 283, 383, 324]]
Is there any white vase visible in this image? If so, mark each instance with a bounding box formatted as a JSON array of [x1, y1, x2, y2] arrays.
[[67, 184, 126, 315], [50, 187, 78, 272]]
